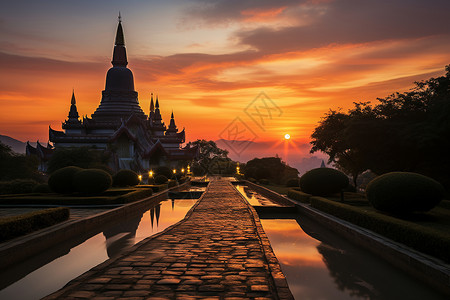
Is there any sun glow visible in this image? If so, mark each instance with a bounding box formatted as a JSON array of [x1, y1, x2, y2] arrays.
[[284, 133, 291, 140]]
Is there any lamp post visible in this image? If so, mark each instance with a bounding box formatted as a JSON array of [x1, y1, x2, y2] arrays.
[[187, 165, 191, 175], [138, 174, 142, 184], [236, 162, 240, 175]]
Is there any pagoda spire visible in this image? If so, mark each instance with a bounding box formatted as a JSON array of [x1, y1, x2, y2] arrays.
[[167, 110, 178, 133], [68, 90, 80, 121], [111, 13, 127, 66], [155, 95, 160, 108], [150, 93, 155, 112]]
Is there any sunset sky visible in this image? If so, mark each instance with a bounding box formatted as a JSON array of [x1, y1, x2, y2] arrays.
[[1, 0, 450, 167]]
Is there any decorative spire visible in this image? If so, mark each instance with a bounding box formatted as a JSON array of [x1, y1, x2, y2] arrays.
[[68, 90, 80, 121], [155, 95, 159, 108], [111, 14, 127, 66], [167, 110, 177, 133], [71, 89, 76, 105], [171, 110, 174, 119], [150, 93, 154, 112]]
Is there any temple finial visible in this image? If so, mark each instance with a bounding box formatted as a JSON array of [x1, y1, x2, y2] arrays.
[[118, 12, 122, 23], [155, 95, 160, 108], [150, 93, 155, 112], [71, 89, 76, 105], [171, 110, 174, 119]]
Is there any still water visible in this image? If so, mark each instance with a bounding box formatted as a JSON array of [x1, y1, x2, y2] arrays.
[[0, 198, 197, 300], [261, 217, 447, 300], [235, 185, 282, 206]]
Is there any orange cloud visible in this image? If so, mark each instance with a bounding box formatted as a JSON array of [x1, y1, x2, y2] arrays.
[[241, 6, 287, 23]]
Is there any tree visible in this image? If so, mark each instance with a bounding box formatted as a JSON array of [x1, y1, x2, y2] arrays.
[[244, 157, 299, 184], [47, 147, 110, 173], [0, 141, 40, 181], [186, 140, 230, 175], [311, 65, 450, 190]]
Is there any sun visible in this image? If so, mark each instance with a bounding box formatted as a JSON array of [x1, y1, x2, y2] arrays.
[[284, 133, 290, 140]]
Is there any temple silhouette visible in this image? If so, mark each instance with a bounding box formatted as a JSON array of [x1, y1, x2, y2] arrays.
[[27, 16, 198, 172]]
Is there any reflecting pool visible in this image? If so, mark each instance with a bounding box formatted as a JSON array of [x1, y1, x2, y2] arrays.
[[235, 185, 281, 206], [261, 217, 447, 300], [0, 198, 197, 300]]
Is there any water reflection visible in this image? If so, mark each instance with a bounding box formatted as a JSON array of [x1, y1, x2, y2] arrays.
[[235, 185, 281, 206], [0, 198, 197, 300], [261, 218, 447, 300]]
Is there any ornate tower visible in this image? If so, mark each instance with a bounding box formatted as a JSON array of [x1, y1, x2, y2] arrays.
[[91, 15, 146, 123]]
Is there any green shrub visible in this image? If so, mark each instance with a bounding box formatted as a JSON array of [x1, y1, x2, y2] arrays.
[[310, 196, 450, 263], [48, 166, 83, 194], [155, 166, 172, 178], [286, 178, 300, 187], [300, 168, 349, 196], [113, 169, 140, 187], [366, 172, 445, 213], [168, 180, 178, 188], [0, 179, 38, 195], [72, 169, 112, 194], [0, 207, 70, 241], [259, 178, 270, 185], [288, 189, 311, 203], [32, 184, 51, 193], [154, 175, 168, 184]]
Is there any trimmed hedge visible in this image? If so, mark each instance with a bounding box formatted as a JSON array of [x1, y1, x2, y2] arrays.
[[48, 166, 83, 194], [154, 175, 168, 184], [0, 207, 70, 241], [32, 184, 51, 193], [259, 179, 270, 185], [72, 169, 112, 195], [168, 180, 178, 188], [113, 169, 140, 187], [310, 196, 450, 263], [0, 179, 38, 195], [300, 168, 349, 196], [366, 172, 445, 213], [286, 178, 300, 187], [287, 189, 311, 203], [0, 188, 153, 205], [155, 166, 172, 179]]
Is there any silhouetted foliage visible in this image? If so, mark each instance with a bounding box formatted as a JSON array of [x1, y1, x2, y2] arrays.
[[366, 172, 445, 213], [32, 184, 51, 193], [155, 166, 172, 178], [311, 65, 450, 190], [0, 179, 38, 195], [154, 175, 168, 184], [187, 139, 230, 175], [300, 168, 349, 196], [113, 169, 139, 187], [48, 166, 83, 194], [72, 169, 112, 195], [47, 147, 110, 174], [286, 178, 300, 187], [0, 141, 40, 181], [244, 157, 299, 185]]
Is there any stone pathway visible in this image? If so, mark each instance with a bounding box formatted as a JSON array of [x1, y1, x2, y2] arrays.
[[44, 179, 293, 299]]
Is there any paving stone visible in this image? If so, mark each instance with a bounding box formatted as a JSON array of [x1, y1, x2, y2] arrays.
[[42, 179, 293, 300]]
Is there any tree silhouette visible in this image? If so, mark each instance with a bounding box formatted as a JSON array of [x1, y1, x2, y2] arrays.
[[311, 65, 450, 190]]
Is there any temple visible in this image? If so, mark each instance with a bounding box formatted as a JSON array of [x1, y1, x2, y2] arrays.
[[27, 17, 198, 172]]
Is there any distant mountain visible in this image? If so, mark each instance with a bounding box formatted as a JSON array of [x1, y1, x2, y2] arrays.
[[0, 135, 35, 154]]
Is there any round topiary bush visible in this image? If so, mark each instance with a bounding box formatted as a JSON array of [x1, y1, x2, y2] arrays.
[[113, 169, 140, 186], [155, 166, 172, 179], [366, 172, 445, 213], [300, 168, 349, 196], [48, 166, 83, 194], [259, 178, 270, 185], [154, 175, 168, 184], [32, 184, 51, 193], [72, 169, 112, 194], [286, 178, 300, 187]]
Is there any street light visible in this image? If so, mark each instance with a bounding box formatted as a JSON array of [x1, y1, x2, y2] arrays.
[[173, 169, 177, 174], [236, 162, 240, 175], [149, 170, 153, 178], [138, 174, 142, 183], [187, 165, 191, 175], [181, 168, 185, 173]]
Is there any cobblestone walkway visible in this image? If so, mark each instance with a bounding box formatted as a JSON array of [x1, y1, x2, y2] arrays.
[[44, 179, 293, 300]]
